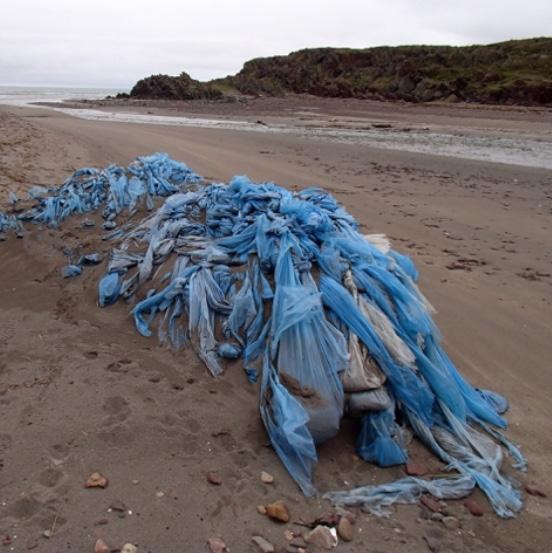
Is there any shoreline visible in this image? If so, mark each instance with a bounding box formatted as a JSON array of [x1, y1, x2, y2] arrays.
[[11, 96, 552, 170]]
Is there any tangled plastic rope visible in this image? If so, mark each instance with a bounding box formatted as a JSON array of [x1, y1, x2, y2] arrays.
[[1, 153, 526, 517]]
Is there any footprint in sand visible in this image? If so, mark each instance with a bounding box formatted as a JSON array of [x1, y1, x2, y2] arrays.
[[5, 493, 66, 534], [0, 322, 15, 345], [102, 395, 131, 423], [97, 423, 134, 445], [104, 358, 137, 375], [38, 467, 65, 488], [0, 432, 13, 454], [97, 396, 135, 444]]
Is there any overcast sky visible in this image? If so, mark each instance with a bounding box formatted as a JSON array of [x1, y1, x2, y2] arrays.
[[1, 0, 551, 89]]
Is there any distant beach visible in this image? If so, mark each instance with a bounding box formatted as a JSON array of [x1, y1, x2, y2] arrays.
[[3, 86, 552, 170]]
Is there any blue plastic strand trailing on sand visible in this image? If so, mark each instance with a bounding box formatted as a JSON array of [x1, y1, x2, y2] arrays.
[[1, 154, 525, 517]]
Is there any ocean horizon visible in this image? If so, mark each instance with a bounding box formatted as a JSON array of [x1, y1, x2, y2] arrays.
[[0, 85, 125, 107]]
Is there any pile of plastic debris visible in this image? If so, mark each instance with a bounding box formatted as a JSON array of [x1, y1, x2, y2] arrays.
[[1, 153, 526, 518], [5, 152, 201, 231]]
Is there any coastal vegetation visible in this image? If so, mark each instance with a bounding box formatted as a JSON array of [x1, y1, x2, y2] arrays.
[[129, 38, 552, 105]]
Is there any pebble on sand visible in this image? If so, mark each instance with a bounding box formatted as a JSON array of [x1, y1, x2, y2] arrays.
[[251, 535, 275, 553], [84, 472, 109, 488], [260, 471, 274, 484], [423, 534, 441, 553], [283, 530, 294, 541], [265, 500, 290, 523], [207, 537, 228, 553], [289, 537, 307, 548], [109, 500, 127, 512], [441, 516, 461, 530], [405, 460, 429, 477], [207, 472, 223, 485], [420, 494, 442, 513], [305, 525, 337, 549], [464, 498, 484, 516], [337, 516, 354, 542], [121, 544, 137, 553], [94, 539, 109, 553]]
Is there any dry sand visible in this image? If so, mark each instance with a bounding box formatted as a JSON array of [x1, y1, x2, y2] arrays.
[[0, 100, 551, 553]]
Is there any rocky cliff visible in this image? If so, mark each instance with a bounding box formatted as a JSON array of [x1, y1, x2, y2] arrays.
[[130, 38, 552, 106]]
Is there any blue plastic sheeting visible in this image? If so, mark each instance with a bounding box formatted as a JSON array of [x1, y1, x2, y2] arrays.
[[61, 264, 82, 278], [78, 253, 103, 265], [325, 474, 476, 517], [98, 272, 121, 307], [1, 155, 526, 517], [0, 210, 23, 239], [356, 409, 408, 466], [13, 153, 201, 229]]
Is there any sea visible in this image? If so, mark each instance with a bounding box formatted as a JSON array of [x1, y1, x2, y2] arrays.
[[0, 85, 122, 106], [1, 86, 551, 170]]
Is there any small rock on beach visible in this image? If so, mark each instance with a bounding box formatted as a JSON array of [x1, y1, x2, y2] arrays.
[[305, 525, 337, 549], [265, 500, 290, 523], [207, 537, 228, 553], [85, 472, 109, 488], [251, 535, 275, 553]]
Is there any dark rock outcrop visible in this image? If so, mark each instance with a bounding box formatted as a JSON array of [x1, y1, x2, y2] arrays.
[[130, 71, 223, 100]]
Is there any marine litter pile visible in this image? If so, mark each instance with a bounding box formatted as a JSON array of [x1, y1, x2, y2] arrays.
[[1, 153, 527, 518]]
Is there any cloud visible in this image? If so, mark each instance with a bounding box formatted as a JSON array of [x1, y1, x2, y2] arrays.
[[1, 0, 550, 88]]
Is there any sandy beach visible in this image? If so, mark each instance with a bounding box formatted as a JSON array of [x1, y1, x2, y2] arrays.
[[0, 100, 551, 552]]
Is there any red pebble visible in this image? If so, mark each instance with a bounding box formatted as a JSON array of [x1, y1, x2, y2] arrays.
[[206, 472, 223, 485], [420, 494, 442, 512], [405, 460, 428, 477], [464, 498, 484, 516]]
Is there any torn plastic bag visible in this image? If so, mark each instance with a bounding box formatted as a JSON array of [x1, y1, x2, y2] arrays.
[[270, 237, 346, 443]]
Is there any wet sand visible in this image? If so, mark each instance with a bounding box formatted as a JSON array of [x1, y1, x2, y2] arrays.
[[37, 96, 552, 169], [0, 102, 551, 553]]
